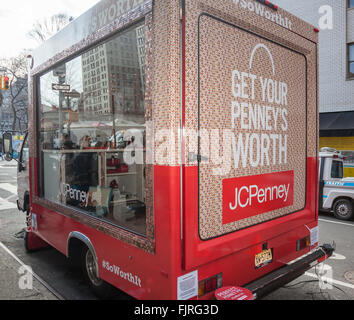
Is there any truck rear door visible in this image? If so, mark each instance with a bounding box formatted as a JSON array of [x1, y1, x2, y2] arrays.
[[182, 0, 318, 270]]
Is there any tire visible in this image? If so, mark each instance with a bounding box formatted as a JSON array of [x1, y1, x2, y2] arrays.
[[24, 208, 32, 252], [81, 246, 115, 299], [24, 229, 33, 253], [333, 199, 353, 221], [25, 208, 31, 228]]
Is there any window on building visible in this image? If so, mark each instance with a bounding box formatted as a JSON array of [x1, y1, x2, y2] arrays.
[[349, 0, 354, 9], [349, 43, 354, 79], [37, 23, 149, 236]]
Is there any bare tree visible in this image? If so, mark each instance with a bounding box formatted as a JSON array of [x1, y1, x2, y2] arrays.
[[0, 52, 28, 132], [28, 13, 74, 44]]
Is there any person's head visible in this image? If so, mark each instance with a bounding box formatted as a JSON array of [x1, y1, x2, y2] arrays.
[[80, 135, 91, 149]]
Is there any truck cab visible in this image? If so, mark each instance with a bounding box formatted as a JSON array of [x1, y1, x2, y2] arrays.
[[319, 147, 354, 220]]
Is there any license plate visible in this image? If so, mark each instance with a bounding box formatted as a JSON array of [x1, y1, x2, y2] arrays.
[[255, 249, 273, 269]]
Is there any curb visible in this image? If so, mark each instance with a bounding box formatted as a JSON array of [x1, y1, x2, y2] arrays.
[[0, 242, 59, 300]]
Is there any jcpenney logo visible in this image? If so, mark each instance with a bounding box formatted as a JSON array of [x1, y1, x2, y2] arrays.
[[60, 183, 89, 207], [233, 0, 293, 31], [223, 171, 294, 224]]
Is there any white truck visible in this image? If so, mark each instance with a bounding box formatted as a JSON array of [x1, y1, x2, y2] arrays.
[[319, 147, 354, 221]]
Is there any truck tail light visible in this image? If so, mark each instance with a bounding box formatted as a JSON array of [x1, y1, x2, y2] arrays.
[[296, 236, 311, 251], [317, 254, 328, 264], [198, 273, 223, 297]]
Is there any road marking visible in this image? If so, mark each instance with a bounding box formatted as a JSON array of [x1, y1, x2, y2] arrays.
[[0, 183, 17, 195], [305, 272, 354, 290], [0, 197, 17, 210], [319, 218, 354, 227], [0, 241, 63, 300], [5, 194, 17, 201], [329, 253, 346, 260]]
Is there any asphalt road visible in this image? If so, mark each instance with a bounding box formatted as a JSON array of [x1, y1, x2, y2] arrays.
[[0, 161, 353, 301]]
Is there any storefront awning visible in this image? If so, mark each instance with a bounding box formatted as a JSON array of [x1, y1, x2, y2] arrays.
[[320, 111, 354, 137]]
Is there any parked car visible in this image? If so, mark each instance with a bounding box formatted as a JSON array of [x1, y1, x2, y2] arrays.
[[319, 147, 354, 220]]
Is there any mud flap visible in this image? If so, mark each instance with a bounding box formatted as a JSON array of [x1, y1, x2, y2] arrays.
[[24, 230, 49, 252]]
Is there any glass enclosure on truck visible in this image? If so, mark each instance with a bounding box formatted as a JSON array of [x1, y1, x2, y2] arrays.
[[37, 24, 149, 235]]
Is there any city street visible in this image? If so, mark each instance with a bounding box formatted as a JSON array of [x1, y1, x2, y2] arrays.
[[0, 161, 353, 300], [0, 0, 353, 307]]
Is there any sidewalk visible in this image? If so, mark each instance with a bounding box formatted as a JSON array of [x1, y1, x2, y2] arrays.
[[0, 242, 58, 300]]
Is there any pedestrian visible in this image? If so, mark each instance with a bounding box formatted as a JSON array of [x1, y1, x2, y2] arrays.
[[0, 141, 4, 161]]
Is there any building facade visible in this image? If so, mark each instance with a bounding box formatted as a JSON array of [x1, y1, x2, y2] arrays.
[[274, 0, 354, 175]]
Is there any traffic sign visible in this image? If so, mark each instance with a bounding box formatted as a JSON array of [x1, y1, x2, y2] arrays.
[[53, 65, 66, 77], [52, 83, 70, 91], [64, 91, 81, 98]]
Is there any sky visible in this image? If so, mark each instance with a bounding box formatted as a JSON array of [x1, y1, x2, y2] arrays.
[[0, 0, 100, 59]]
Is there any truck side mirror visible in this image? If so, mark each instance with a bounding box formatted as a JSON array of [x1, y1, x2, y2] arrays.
[[2, 132, 13, 161]]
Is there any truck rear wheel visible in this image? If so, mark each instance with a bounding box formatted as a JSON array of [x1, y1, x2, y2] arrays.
[[81, 246, 115, 299], [333, 199, 353, 221]]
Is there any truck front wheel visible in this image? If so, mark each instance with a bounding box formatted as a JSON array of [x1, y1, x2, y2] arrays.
[[333, 199, 353, 221]]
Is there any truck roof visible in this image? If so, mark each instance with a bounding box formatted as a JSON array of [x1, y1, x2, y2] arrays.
[[30, 0, 318, 72]]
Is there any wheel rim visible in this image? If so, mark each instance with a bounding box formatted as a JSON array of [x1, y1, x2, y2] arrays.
[[337, 203, 350, 217], [85, 250, 103, 286]]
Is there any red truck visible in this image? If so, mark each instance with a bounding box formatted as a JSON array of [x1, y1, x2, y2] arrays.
[[2, 0, 334, 300]]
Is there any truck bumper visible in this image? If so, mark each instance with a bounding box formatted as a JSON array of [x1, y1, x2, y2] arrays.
[[245, 244, 335, 299]]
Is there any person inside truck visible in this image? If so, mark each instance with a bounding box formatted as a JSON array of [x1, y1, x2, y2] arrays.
[[0, 140, 4, 161], [61, 133, 75, 149], [79, 135, 92, 149]]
